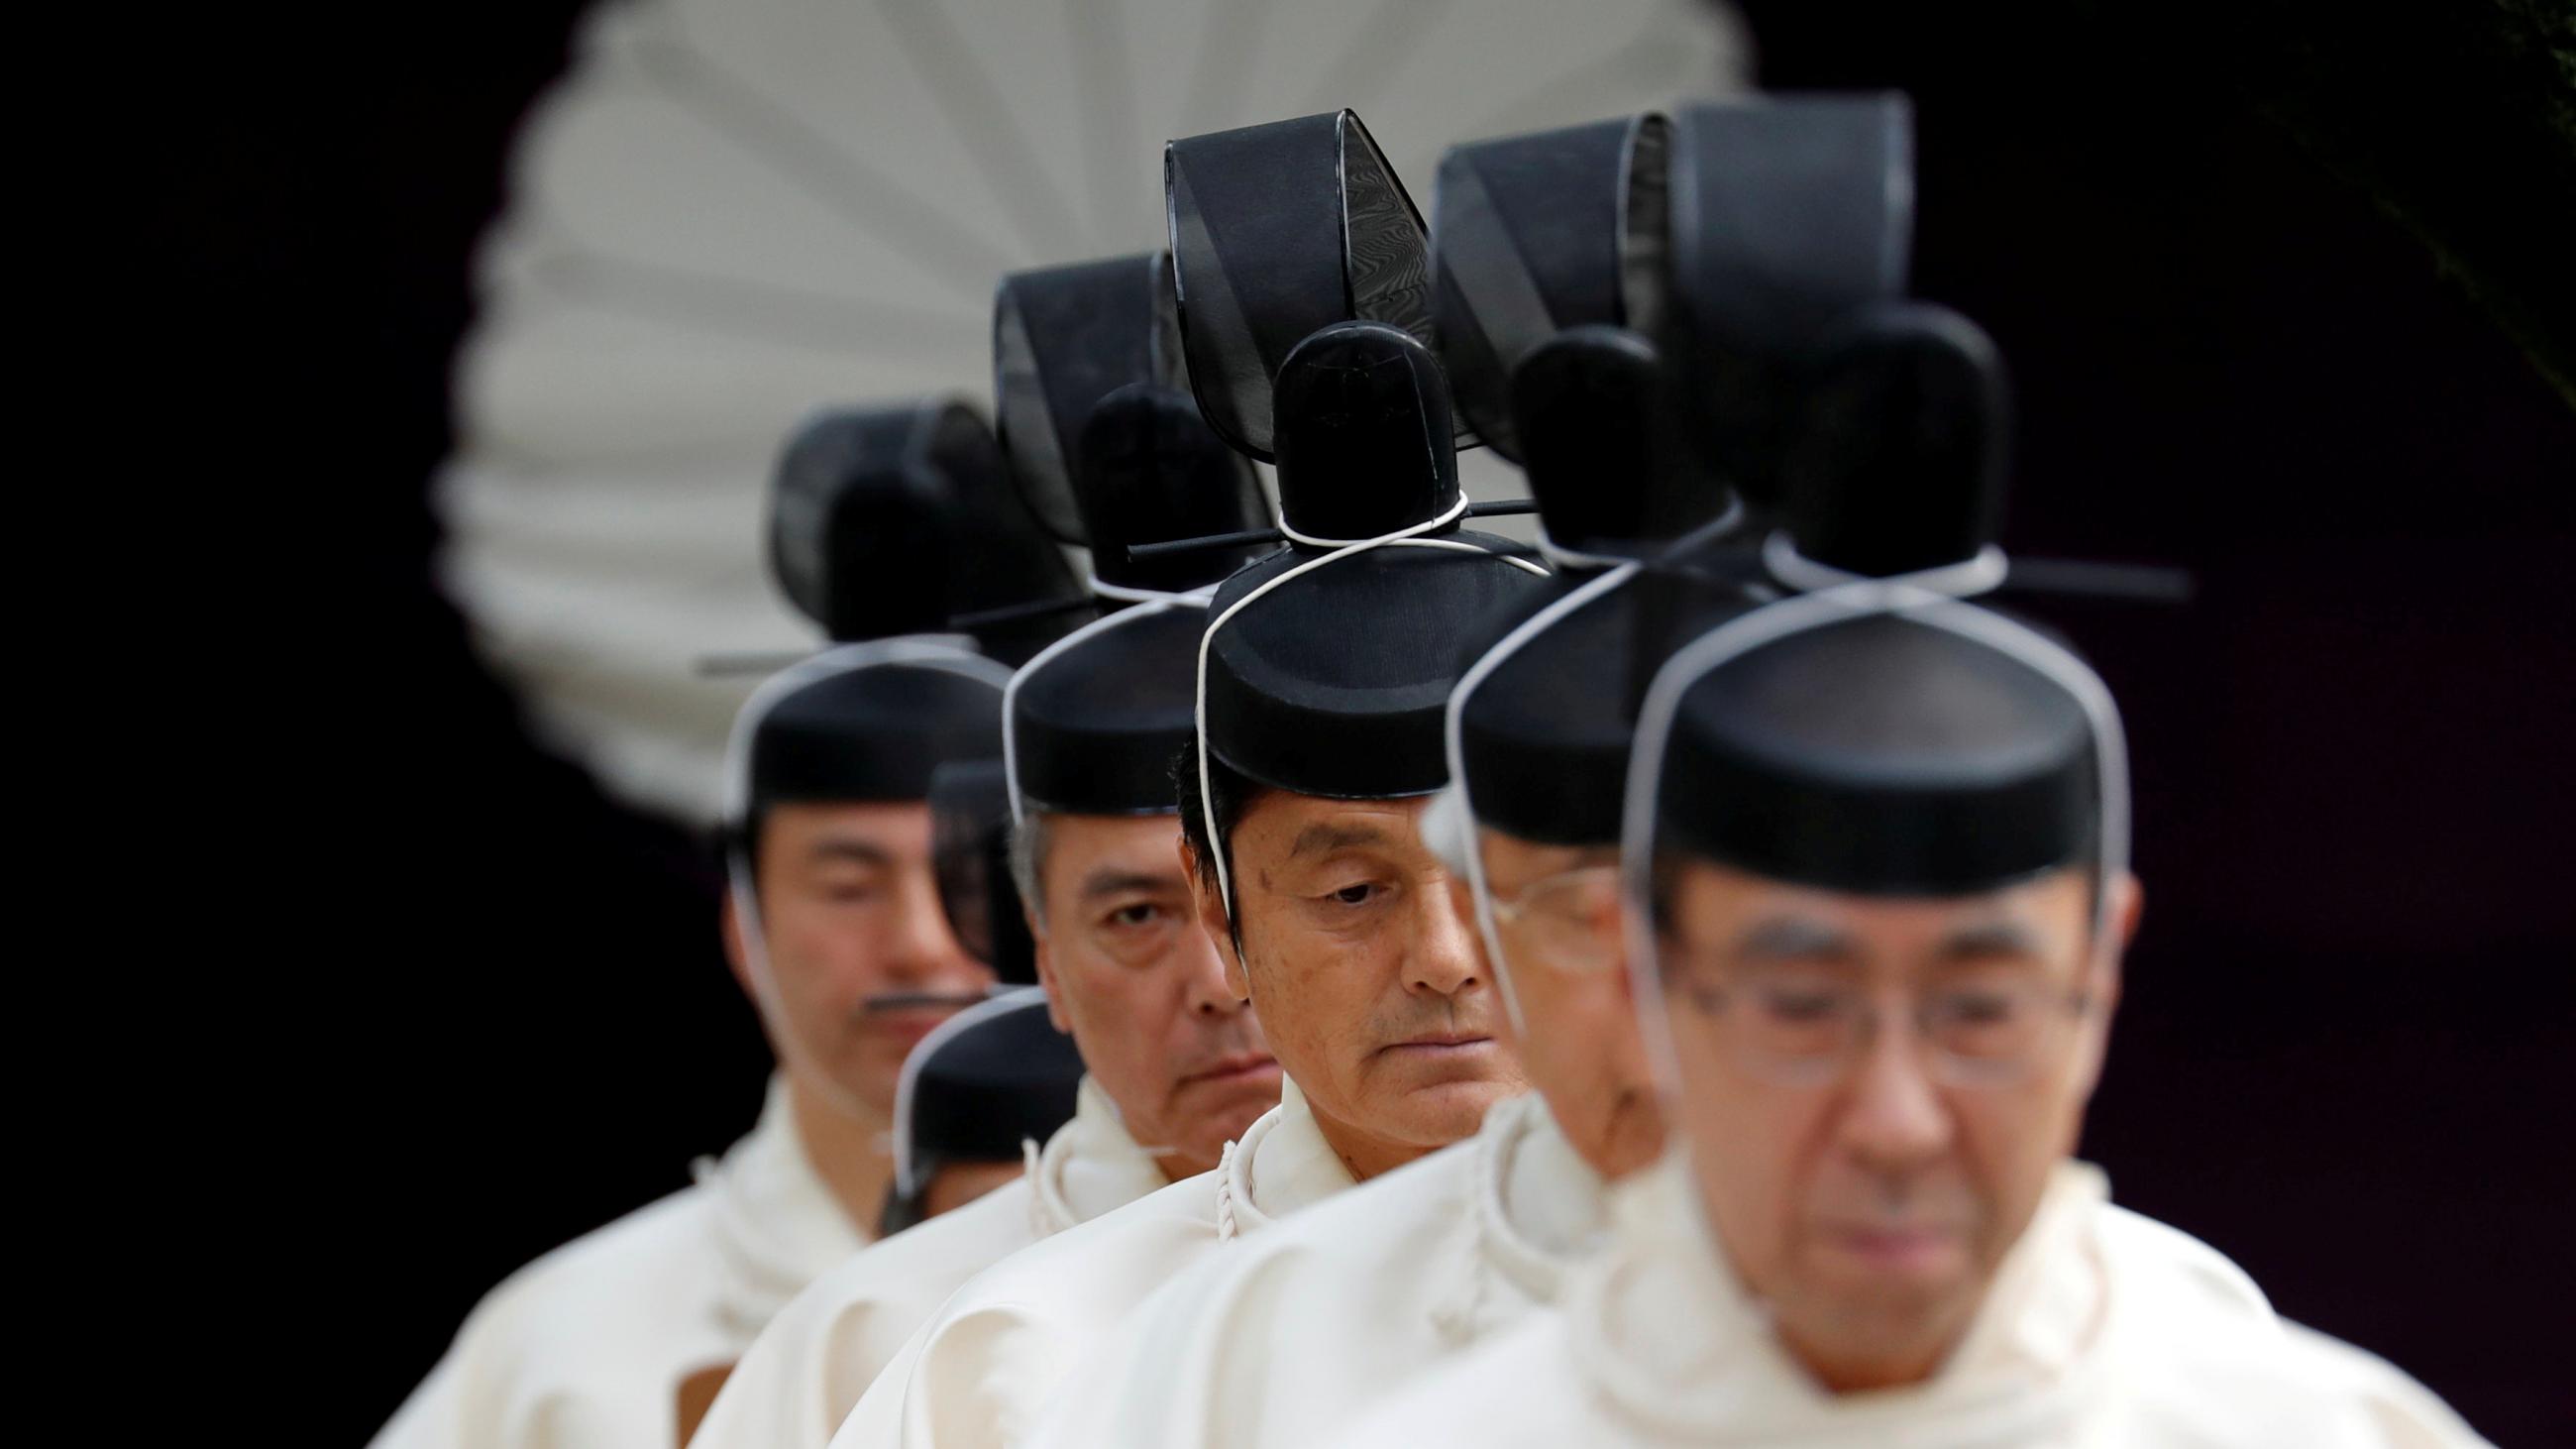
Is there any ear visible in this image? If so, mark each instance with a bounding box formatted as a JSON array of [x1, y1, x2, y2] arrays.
[[1180, 835, 1250, 1002], [719, 888, 756, 998], [2071, 871, 2142, 1102], [1030, 928, 1073, 1035]]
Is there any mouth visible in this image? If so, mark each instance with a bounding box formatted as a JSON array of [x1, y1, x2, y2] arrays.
[[1180, 1052, 1280, 1088], [1818, 1222, 1967, 1277], [1376, 1031, 1495, 1059]]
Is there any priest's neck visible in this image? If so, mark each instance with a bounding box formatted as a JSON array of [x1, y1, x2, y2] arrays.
[[788, 1074, 898, 1238]]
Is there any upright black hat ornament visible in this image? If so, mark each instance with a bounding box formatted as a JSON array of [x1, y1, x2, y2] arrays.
[[767, 398, 1088, 664], [1666, 94, 1915, 506], [1166, 110, 1455, 461], [1627, 302, 2128, 916], [1430, 114, 1671, 461]]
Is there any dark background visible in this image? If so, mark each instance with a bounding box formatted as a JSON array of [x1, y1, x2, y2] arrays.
[[192, 4, 2571, 1443]]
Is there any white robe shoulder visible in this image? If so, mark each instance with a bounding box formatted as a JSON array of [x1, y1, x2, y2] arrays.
[[375, 1078, 866, 1449], [684, 1076, 1166, 1449], [832, 1080, 1353, 1449], [1026, 1092, 1603, 1449], [1326, 1157, 2490, 1449]]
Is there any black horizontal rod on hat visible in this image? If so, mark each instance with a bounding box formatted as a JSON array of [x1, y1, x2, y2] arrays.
[[1124, 497, 1542, 562]]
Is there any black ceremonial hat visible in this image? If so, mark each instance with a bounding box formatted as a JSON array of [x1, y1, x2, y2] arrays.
[[1006, 386, 1273, 817], [737, 648, 1010, 822], [1653, 613, 2100, 896], [1647, 303, 2108, 897], [1430, 114, 1670, 461], [991, 252, 1269, 566], [930, 759, 1037, 985], [767, 399, 1088, 665], [893, 989, 1085, 1197], [1200, 324, 1546, 800], [1166, 110, 1449, 460], [1667, 94, 1914, 506]]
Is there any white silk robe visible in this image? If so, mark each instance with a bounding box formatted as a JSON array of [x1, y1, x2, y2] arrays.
[[373, 1077, 869, 1449], [828, 1078, 1356, 1449], [1024, 1091, 1602, 1449], [684, 1076, 1168, 1449], [1331, 1154, 2491, 1448]]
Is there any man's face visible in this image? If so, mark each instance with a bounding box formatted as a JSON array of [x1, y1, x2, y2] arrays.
[[1033, 813, 1279, 1178], [736, 802, 996, 1120], [1194, 794, 1526, 1176], [1655, 859, 2133, 1391], [1468, 829, 1663, 1179]]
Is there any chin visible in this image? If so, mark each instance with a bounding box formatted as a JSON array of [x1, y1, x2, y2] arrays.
[[1390, 1076, 1518, 1145]]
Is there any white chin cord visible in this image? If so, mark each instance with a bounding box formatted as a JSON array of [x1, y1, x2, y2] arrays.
[[1615, 551, 2127, 1099], [1195, 494, 1548, 927]]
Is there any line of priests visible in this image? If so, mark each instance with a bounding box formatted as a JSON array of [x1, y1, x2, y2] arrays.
[[377, 93, 2490, 1449]]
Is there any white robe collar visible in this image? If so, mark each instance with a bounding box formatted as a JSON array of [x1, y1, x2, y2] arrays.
[[1570, 1151, 2117, 1443], [697, 1075, 875, 1340], [1214, 1077, 1357, 1240], [1028, 1075, 1172, 1236]]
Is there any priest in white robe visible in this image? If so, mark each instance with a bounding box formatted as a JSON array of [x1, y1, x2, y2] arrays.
[[685, 350, 1289, 1449], [1020, 257, 1772, 1446], [830, 315, 1551, 1448], [1336, 303, 2491, 1447], [376, 399, 1089, 1449]]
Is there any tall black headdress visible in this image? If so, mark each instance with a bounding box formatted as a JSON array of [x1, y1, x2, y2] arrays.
[[768, 398, 1089, 664], [1167, 111, 1553, 921], [1440, 100, 1922, 868], [1624, 302, 2126, 940], [885, 988, 1085, 1234], [1665, 94, 1915, 509], [992, 256, 1273, 828]]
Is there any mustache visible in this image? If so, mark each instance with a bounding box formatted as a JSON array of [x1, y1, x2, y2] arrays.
[[1813, 1170, 1980, 1233]]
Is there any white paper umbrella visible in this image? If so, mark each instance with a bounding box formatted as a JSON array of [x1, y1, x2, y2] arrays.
[[439, 0, 1746, 824]]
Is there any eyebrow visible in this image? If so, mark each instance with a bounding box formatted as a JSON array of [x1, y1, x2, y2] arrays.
[[1077, 867, 1181, 902], [1286, 822, 1395, 860], [1933, 919, 2049, 961], [1734, 916, 1859, 964], [808, 839, 897, 868]]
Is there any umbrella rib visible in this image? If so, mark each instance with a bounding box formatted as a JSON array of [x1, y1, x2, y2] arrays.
[[875, 0, 1089, 258], [1300, 0, 1460, 116], [1064, 0, 1144, 247], [625, 24, 1012, 300], [1456, 12, 1696, 141], [524, 245, 971, 356], [1177, 0, 1274, 133]]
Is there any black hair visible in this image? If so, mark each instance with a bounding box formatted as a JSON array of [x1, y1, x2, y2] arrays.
[[1172, 738, 1267, 949]]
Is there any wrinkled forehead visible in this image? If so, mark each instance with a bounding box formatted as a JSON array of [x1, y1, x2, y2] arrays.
[[1234, 790, 1437, 865], [1037, 811, 1191, 890], [1659, 855, 2093, 971]]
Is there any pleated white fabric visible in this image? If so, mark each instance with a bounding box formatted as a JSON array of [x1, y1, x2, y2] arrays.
[[437, 0, 1742, 824], [827, 1078, 1354, 1449], [684, 1076, 1167, 1449], [372, 1077, 868, 1449], [1024, 1090, 1607, 1449], [1330, 1154, 2493, 1448]]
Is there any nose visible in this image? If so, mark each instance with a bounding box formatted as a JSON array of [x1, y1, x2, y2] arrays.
[[1834, 1014, 1955, 1171], [1404, 876, 1485, 1000], [1178, 924, 1245, 1018], [883, 864, 983, 985]]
